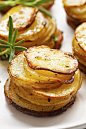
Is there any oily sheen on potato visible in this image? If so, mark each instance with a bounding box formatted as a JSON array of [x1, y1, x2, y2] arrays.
[[25, 46, 78, 74], [9, 46, 78, 89], [4, 46, 82, 116], [0, 5, 63, 50]]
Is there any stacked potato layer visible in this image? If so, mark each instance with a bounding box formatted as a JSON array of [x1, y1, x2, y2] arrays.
[[4, 46, 82, 116], [72, 22, 86, 72], [0, 5, 63, 51], [63, 0, 86, 29]]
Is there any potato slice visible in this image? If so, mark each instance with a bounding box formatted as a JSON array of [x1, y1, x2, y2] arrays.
[[63, 0, 86, 6], [8, 6, 38, 31], [5, 68, 82, 109], [0, 6, 46, 41], [9, 51, 63, 89], [4, 78, 76, 113], [72, 36, 86, 57], [72, 23, 86, 72], [9, 50, 75, 90], [33, 69, 81, 98], [75, 22, 86, 52], [24, 46, 78, 74], [24, 57, 74, 85], [10, 69, 82, 106], [0, 5, 63, 50]]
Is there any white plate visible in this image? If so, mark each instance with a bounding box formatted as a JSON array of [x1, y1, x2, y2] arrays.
[[0, 1, 86, 129]]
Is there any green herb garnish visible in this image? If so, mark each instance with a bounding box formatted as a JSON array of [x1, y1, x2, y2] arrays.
[[0, 81, 1, 83], [73, 53, 76, 57], [73, 53, 79, 62], [0, 0, 54, 18], [77, 58, 79, 62], [51, 35, 57, 43], [0, 16, 27, 64], [21, 22, 25, 26]]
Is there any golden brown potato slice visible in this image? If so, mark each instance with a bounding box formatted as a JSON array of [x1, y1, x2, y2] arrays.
[[8, 51, 73, 90], [63, 0, 86, 29], [33, 69, 81, 98], [72, 36, 86, 57], [0, 5, 63, 50], [8, 51, 63, 89], [24, 46, 78, 74], [72, 22, 86, 72], [4, 68, 82, 112], [9, 69, 82, 106], [4, 78, 76, 114], [0, 6, 45, 41], [8, 6, 38, 31], [9, 47, 77, 90], [75, 22, 86, 52], [24, 57, 74, 85], [63, 0, 86, 6]]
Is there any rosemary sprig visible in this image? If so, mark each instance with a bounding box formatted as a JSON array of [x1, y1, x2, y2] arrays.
[[0, 16, 27, 64], [0, 0, 54, 18]]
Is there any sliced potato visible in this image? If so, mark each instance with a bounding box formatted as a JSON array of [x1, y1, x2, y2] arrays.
[[72, 22, 86, 72], [24, 57, 74, 85], [9, 69, 82, 106], [24, 46, 78, 74], [72, 36, 86, 57], [4, 78, 76, 112], [9, 51, 62, 89], [8, 52, 71, 90], [5, 45, 82, 114], [75, 22, 86, 52], [9, 47, 77, 90], [5, 68, 82, 110], [63, 0, 86, 6], [63, 0, 86, 29], [78, 62, 86, 73], [34, 69, 81, 98], [0, 5, 63, 50], [9, 6, 38, 31]]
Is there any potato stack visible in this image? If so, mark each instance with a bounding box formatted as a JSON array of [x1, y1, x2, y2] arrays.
[[4, 46, 82, 116], [0, 0, 54, 13], [0, 5, 63, 51], [63, 0, 86, 29], [72, 22, 86, 72]]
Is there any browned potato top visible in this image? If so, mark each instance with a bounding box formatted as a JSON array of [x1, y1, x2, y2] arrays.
[[75, 22, 86, 52], [25, 46, 78, 74]]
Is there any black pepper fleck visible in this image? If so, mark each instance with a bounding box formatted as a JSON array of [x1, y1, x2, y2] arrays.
[[43, 21, 46, 26], [48, 98, 51, 102], [70, 93, 73, 95], [14, 74, 19, 77], [65, 65, 69, 67], [7, 67, 9, 72]]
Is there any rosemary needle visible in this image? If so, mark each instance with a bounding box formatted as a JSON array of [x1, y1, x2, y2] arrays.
[[0, 16, 27, 64]]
